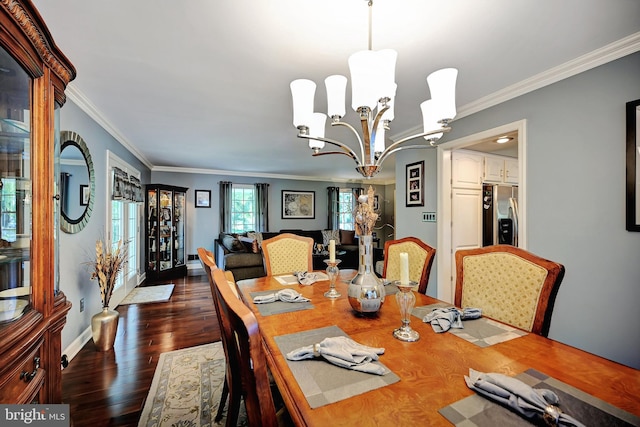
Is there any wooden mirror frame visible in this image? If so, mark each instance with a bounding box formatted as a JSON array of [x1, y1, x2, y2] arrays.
[[60, 131, 95, 234]]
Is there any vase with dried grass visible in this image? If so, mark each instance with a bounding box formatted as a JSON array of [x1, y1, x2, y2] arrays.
[[348, 186, 385, 315], [87, 239, 126, 351]]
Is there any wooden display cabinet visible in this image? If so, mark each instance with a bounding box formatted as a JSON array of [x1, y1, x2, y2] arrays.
[[146, 184, 188, 280], [0, 1, 74, 403]]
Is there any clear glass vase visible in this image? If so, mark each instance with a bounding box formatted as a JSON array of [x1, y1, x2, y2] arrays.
[[348, 234, 385, 314]]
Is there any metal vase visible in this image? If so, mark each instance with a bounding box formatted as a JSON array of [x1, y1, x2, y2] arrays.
[[348, 234, 385, 314], [91, 307, 119, 352]]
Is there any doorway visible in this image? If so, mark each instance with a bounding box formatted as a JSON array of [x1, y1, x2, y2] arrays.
[[436, 120, 527, 302]]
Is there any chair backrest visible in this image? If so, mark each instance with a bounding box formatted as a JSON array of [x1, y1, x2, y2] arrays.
[[454, 244, 565, 336], [211, 266, 279, 427], [261, 233, 314, 276], [383, 237, 436, 294]]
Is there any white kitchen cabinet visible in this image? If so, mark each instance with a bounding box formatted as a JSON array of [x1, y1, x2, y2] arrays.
[[483, 154, 519, 184], [452, 150, 484, 189]]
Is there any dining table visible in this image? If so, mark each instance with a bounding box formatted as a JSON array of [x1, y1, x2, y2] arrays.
[[237, 270, 640, 426]]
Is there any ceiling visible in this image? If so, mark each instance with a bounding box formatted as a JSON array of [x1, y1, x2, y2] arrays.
[[31, 0, 640, 183]]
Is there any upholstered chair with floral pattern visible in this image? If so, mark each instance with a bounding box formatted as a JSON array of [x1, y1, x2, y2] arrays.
[[383, 237, 436, 294], [454, 245, 565, 337], [261, 233, 314, 276]]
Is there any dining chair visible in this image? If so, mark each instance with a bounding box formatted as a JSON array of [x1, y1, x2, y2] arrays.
[[197, 247, 239, 425], [382, 236, 436, 294], [261, 233, 314, 276], [210, 266, 282, 427], [454, 244, 565, 336]]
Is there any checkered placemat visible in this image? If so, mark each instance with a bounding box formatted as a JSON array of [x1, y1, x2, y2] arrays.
[[439, 369, 640, 426]]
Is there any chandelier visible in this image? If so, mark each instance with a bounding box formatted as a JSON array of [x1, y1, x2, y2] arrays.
[[290, 0, 458, 178]]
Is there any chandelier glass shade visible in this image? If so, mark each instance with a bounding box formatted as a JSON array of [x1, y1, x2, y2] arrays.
[[290, 1, 458, 178]]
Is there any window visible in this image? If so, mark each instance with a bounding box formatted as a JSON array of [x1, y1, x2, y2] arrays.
[[231, 184, 255, 233], [338, 189, 354, 230]]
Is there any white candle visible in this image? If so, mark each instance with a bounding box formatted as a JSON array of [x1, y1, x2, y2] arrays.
[[329, 240, 336, 262], [400, 252, 409, 285]]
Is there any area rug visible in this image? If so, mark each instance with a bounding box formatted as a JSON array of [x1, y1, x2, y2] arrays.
[[119, 284, 175, 305], [138, 342, 247, 427]]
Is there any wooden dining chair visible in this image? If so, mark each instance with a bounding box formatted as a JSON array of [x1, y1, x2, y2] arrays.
[[197, 247, 239, 425], [261, 233, 314, 276], [211, 266, 281, 427], [382, 236, 436, 294], [454, 244, 565, 337]]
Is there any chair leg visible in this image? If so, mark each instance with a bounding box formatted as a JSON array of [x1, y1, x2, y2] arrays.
[[214, 374, 229, 422], [225, 381, 242, 427]]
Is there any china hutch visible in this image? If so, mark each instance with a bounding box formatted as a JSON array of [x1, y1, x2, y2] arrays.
[[0, 1, 74, 403], [145, 184, 187, 280]]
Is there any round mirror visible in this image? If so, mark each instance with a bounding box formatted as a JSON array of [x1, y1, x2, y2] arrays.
[[60, 131, 94, 234]]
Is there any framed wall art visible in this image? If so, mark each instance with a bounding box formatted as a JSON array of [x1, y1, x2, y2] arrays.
[[282, 190, 315, 219], [195, 189, 211, 208], [406, 161, 425, 207]]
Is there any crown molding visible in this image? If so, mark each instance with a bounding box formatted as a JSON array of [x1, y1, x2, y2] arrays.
[[66, 84, 154, 170], [391, 32, 640, 142], [151, 165, 394, 185]]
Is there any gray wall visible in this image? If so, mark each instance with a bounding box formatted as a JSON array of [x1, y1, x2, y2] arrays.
[[395, 51, 640, 369], [151, 170, 388, 258], [58, 100, 150, 350]]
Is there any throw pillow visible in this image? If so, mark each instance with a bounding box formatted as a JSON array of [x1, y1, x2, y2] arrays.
[[222, 234, 247, 253], [246, 231, 263, 248], [340, 229, 356, 245], [239, 236, 259, 253], [322, 229, 340, 246]]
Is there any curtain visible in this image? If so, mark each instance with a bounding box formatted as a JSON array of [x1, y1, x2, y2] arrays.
[[112, 167, 129, 200], [254, 183, 270, 232], [60, 172, 71, 213], [129, 175, 144, 203], [327, 186, 340, 230], [112, 167, 143, 202], [219, 181, 232, 233]]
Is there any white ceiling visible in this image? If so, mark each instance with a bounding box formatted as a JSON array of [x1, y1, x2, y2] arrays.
[[32, 0, 640, 183]]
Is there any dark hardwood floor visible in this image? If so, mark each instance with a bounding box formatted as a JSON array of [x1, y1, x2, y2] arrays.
[[62, 273, 221, 427]]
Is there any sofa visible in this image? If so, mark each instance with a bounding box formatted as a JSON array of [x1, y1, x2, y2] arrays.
[[214, 229, 382, 281]]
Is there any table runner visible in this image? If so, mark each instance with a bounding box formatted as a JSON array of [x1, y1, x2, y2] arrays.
[[249, 291, 314, 316], [273, 325, 400, 409], [439, 368, 640, 426], [412, 303, 527, 347]]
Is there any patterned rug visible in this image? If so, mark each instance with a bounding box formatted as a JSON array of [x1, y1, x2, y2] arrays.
[[138, 342, 247, 427], [119, 284, 175, 305]]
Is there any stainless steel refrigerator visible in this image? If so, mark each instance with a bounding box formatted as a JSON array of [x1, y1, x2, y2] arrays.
[[482, 184, 519, 246]]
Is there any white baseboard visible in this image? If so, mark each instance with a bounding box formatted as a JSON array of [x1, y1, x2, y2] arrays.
[[62, 326, 93, 365]]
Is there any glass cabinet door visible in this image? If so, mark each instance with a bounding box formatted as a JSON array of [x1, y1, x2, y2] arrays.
[[147, 188, 158, 273], [158, 190, 173, 271], [0, 45, 31, 323], [173, 191, 185, 268]]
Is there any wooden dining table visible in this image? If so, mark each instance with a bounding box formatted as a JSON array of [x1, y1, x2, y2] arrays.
[[238, 270, 640, 426]]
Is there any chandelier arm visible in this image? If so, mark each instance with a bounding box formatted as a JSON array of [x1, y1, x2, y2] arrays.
[[376, 144, 434, 165], [331, 121, 366, 162], [312, 151, 360, 162], [375, 127, 451, 166], [298, 135, 362, 165]]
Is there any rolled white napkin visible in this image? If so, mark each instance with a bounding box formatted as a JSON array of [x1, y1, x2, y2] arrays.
[[286, 336, 387, 375], [293, 271, 319, 285], [423, 307, 482, 333], [253, 288, 310, 304], [464, 369, 585, 426]]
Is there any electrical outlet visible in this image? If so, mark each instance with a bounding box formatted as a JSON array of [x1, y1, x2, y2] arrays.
[[80, 298, 85, 312]]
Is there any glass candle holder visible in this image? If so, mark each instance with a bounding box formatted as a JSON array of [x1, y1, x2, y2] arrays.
[[324, 259, 342, 298], [392, 281, 419, 342]]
